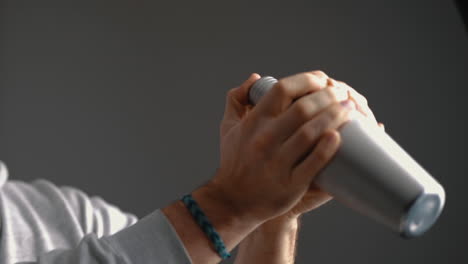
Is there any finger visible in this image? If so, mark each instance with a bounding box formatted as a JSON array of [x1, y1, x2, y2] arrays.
[[223, 73, 261, 120], [291, 129, 342, 186], [289, 188, 333, 216], [230, 73, 262, 105], [301, 188, 333, 210], [221, 73, 261, 137], [252, 71, 329, 118], [280, 100, 353, 171], [305, 183, 333, 207], [335, 80, 378, 125], [271, 84, 349, 144], [304, 184, 333, 202]]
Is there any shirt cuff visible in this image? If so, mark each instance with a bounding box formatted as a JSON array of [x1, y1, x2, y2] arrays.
[[104, 209, 193, 264]]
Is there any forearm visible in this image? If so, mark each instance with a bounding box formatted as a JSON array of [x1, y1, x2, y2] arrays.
[[162, 184, 262, 264], [234, 216, 300, 264]]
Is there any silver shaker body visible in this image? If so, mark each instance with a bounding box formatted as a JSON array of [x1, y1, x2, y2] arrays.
[[248, 76, 445, 238]]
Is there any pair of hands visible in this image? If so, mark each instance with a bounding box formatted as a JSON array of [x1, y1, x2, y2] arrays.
[[211, 71, 384, 225]]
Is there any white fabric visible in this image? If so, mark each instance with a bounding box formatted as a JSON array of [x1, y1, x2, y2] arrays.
[[0, 161, 192, 264]]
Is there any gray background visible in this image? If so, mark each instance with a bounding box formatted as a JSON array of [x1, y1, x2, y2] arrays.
[[1, 0, 467, 263]]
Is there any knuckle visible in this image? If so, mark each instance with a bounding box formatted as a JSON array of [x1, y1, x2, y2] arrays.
[[338, 106, 354, 124], [294, 101, 311, 120], [324, 86, 339, 102], [303, 73, 320, 87], [313, 116, 328, 133], [310, 70, 328, 79], [272, 80, 289, 97], [329, 104, 344, 119], [299, 126, 317, 145], [302, 116, 330, 143], [302, 71, 328, 91], [315, 147, 330, 163]]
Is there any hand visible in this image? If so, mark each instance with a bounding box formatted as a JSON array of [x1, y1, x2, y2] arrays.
[[163, 72, 386, 264], [276, 77, 385, 220], [226, 73, 384, 264], [207, 71, 359, 224], [333, 78, 385, 131]]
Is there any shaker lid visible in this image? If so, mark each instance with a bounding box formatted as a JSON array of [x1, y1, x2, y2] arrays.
[[400, 191, 445, 238]]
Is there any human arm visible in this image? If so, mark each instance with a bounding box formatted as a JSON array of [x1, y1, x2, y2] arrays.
[[0, 178, 192, 263], [2, 71, 378, 264]]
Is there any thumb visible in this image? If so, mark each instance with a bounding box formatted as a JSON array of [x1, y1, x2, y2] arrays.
[[230, 73, 261, 105], [223, 73, 261, 120]]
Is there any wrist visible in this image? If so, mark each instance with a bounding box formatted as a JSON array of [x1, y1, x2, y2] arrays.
[[191, 181, 262, 250], [236, 213, 300, 264], [197, 169, 268, 226], [161, 181, 263, 264], [257, 214, 299, 235]]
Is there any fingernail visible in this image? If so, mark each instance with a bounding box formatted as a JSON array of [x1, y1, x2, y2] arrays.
[[251, 73, 261, 79], [326, 132, 337, 145], [340, 99, 355, 110]]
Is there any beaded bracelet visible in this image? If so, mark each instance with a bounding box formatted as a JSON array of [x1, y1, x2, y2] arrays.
[[181, 194, 231, 260]]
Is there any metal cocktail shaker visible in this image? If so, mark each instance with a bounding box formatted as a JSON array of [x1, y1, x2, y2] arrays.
[[249, 76, 445, 238]]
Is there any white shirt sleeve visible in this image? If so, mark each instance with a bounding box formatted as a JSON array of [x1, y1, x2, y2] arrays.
[[0, 179, 193, 264]]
